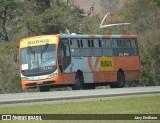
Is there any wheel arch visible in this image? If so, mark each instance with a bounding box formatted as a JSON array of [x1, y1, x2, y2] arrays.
[[73, 69, 84, 90], [76, 70, 83, 77], [117, 68, 125, 81]]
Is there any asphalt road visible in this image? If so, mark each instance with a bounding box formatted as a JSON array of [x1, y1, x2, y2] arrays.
[[0, 86, 160, 105]]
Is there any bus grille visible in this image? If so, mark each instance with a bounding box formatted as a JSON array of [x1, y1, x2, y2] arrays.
[[26, 81, 55, 87]]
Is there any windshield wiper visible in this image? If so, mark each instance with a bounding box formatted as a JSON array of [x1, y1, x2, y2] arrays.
[[28, 46, 35, 60], [41, 43, 49, 59]]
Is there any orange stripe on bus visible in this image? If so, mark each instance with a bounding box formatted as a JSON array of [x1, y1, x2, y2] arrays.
[[94, 57, 100, 71], [103, 35, 111, 38], [89, 35, 95, 39], [88, 57, 95, 80], [121, 35, 137, 38]]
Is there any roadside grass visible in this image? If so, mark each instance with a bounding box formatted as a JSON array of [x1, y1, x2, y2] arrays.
[[0, 95, 160, 123]]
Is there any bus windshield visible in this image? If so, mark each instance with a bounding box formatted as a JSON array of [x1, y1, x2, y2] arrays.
[[21, 44, 56, 76]]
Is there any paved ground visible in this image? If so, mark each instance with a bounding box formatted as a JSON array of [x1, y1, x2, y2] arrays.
[[0, 86, 160, 105]]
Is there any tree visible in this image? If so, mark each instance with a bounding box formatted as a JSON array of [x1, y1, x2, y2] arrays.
[[0, 0, 16, 41], [20, 0, 85, 36]]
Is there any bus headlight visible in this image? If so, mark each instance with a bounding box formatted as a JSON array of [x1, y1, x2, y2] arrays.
[[47, 73, 57, 79], [22, 77, 29, 80]]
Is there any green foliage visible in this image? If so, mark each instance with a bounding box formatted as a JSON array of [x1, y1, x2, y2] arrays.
[[0, 54, 21, 94], [0, 42, 20, 94], [1, 96, 160, 114], [154, 0, 160, 6], [0, 0, 17, 41], [0, 0, 16, 12], [18, 0, 84, 36]]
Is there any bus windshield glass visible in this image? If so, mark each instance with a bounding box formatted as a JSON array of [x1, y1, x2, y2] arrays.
[[21, 44, 56, 76]]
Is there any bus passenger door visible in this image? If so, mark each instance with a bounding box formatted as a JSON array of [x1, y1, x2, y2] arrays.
[[58, 41, 71, 84]]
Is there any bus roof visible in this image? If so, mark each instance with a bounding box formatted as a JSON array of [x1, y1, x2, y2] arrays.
[[20, 34, 137, 41], [60, 34, 137, 39]]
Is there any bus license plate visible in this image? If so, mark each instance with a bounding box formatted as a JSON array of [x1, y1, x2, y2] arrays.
[[36, 82, 43, 85]]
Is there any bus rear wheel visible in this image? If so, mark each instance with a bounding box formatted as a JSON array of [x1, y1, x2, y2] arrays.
[[73, 74, 84, 90], [117, 71, 125, 88], [39, 86, 50, 92], [110, 71, 125, 88]]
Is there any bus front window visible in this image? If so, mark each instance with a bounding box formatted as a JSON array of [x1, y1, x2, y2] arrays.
[[21, 44, 56, 76]]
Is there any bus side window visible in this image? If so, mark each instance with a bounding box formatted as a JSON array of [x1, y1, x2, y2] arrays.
[[124, 39, 131, 47], [112, 39, 117, 48], [112, 39, 123, 56], [93, 39, 100, 48], [88, 40, 91, 47], [70, 40, 72, 45], [131, 39, 137, 48], [93, 39, 102, 56], [98, 40, 101, 47], [106, 39, 112, 47], [123, 39, 131, 56], [117, 39, 122, 47], [81, 40, 83, 47], [77, 40, 80, 48], [122, 39, 138, 56], [102, 39, 112, 56], [91, 40, 94, 47], [81, 39, 92, 56], [130, 39, 138, 55], [70, 39, 81, 56], [70, 39, 78, 48], [82, 39, 88, 48]]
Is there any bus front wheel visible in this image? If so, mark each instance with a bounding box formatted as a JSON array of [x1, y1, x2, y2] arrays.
[[73, 74, 84, 90], [39, 86, 50, 92]]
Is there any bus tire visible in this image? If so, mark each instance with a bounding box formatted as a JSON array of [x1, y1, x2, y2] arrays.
[[110, 83, 117, 88], [117, 71, 125, 88], [110, 71, 125, 88], [39, 86, 50, 92], [73, 74, 84, 90]]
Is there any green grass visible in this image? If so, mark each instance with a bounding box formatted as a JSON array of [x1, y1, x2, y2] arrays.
[[1, 95, 160, 114], [0, 95, 160, 123]]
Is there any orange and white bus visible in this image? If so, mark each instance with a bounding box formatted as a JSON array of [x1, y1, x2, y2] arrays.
[[20, 34, 141, 92]]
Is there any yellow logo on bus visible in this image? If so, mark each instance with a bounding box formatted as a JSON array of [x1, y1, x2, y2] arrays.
[[20, 35, 58, 48], [100, 57, 114, 71]]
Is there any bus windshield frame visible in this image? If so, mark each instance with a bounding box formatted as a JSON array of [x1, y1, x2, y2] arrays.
[[20, 44, 57, 76]]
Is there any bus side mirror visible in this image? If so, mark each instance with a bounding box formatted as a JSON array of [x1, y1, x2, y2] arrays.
[[13, 53, 17, 62]]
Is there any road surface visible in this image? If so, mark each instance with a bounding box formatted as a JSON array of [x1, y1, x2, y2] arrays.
[[0, 86, 160, 105]]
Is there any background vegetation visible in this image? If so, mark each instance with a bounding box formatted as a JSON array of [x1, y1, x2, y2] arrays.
[[0, 0, 160, 93]]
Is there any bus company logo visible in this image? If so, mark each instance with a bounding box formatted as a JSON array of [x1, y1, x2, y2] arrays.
[[106, 15, 125, 22], [101, 61, 112, 67], [100, 57, 114, 71], [28, 39, 49, 45]]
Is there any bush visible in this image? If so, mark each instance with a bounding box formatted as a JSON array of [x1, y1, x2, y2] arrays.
[[0, 54, 21, 94]]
